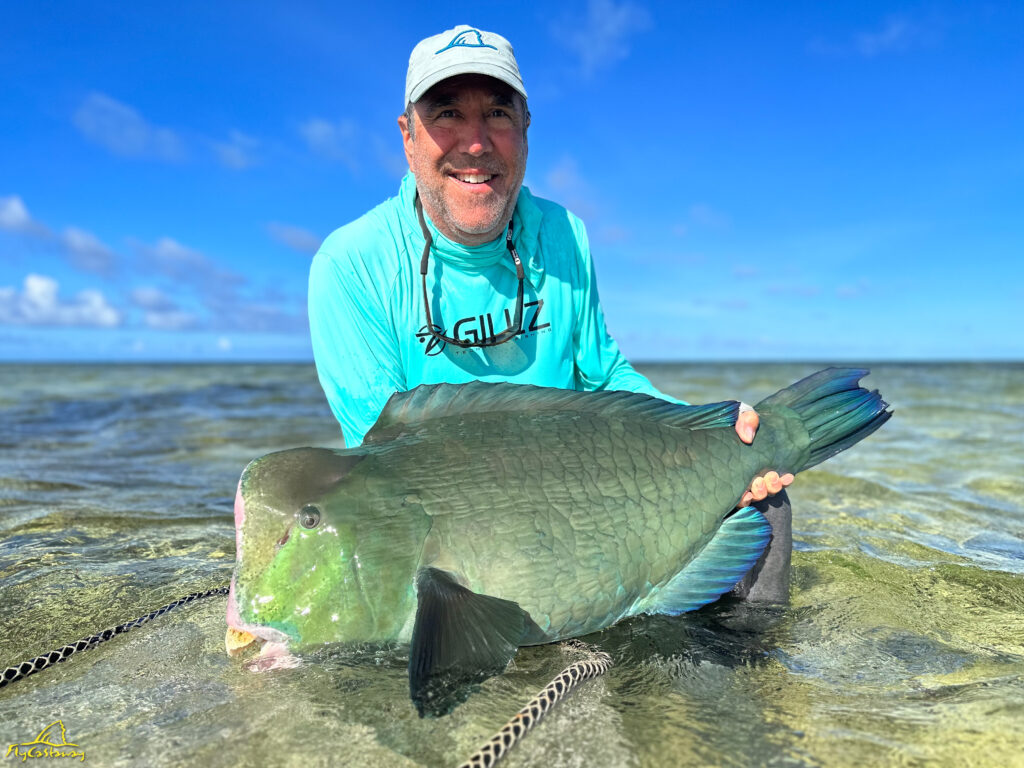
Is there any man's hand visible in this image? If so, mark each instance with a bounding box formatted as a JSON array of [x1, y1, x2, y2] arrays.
[[740, 470, 794, 506], [735, 407, 795, 506]]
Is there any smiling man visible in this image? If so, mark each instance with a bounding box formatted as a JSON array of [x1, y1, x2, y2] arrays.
[[404, 72, 526, 247], [308, 25, 791, 600]]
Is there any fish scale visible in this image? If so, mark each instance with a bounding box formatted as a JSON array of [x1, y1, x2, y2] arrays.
[[228, 369, 890, 707], [349, 410, 750, 638]]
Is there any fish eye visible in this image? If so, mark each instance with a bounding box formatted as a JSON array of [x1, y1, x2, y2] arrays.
[[299, 505, 321, 529]]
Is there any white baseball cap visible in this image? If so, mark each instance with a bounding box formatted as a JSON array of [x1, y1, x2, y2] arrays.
[[405, 25, 528, 106]]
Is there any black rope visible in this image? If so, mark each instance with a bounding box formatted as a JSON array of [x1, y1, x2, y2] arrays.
[[0, 585, 229, 689], [3, 585, 613, 768], [459, 641, 614, 768]]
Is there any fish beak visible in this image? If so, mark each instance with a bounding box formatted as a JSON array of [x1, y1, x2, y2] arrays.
[[225, 626, 262, 657], [225, 625, 300, 672], [225, 577, 288, 657]]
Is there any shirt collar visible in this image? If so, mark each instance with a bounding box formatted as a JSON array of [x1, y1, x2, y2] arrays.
[[398, 172, 545, 288]]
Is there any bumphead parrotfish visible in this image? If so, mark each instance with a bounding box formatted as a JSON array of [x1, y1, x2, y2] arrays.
[[226, 368, 890, 711]]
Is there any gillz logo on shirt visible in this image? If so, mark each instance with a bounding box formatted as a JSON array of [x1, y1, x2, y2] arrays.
[[416, 300, 550, 356]]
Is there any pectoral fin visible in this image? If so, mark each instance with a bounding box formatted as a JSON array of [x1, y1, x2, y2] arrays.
[[409, 567, 532, 716], [640, 506, 771, 616]]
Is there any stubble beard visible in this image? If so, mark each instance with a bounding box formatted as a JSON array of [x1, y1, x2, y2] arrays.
[[414, 150, 527, 244]]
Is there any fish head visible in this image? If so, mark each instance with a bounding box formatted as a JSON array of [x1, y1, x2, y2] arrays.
[[227, 446, 421, 655]]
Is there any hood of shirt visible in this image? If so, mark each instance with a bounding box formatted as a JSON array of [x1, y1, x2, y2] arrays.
[[397, 172, 545, 288]]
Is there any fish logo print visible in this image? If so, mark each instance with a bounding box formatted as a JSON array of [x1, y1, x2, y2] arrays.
[[6, 719, 86, 762], [435, 28, 497, 55]]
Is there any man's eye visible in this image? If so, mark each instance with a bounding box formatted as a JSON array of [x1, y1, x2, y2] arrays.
[[437, 109, 456, 118]]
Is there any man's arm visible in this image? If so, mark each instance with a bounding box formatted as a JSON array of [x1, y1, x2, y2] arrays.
[[309, 243, 405, 448], [568, 219, 686, 402]]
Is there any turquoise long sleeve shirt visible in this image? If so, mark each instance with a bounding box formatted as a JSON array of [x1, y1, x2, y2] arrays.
[[309, 173, 682, 447]]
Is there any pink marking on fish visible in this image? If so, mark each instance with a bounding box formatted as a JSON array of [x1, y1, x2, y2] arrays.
[[234, 477, 244, 557], [226, 478, 291, 647], [226, 578, 243, 629], [227, 479, 246, 631], [244, 642, 302, 672]]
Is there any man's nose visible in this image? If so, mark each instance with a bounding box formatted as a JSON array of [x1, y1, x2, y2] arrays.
[[460, 116, 492, 156]]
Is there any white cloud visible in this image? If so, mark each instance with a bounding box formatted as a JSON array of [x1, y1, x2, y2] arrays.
[[62, 226, 116, 274], [1, 196, 115, 274], [129, 285, 198, 328], [140, 237, 205, 275], [371, 134, 409, 179], [217, 336, 232, 352], [134, 236, 243, 293], [73, 92, 185, 161], [0, 274, 120, 327], [233, 297, 308, 333], [73, 93, 272, 169], [809, 15, 940, 58], [545, 156, 586, 192], [299, 118, 358, 170], [0, 195, 35, 232], [142, 309, 198, 330], [128, 239, 307, 333], [267, 222, 322, 254], [213, 130, 260, 169], [558, 0, 652, 76], [529, 156, 630, 244], [299, 120, 405, 177], [856, 17, 918, 57], [536, 155, 599, 220], [130, 286, 176, 311]]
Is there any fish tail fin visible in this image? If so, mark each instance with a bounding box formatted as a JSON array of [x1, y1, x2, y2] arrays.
[[756, 367, 891, 473]]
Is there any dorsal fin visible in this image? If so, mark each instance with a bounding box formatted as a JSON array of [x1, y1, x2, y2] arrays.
[[364, 382, 739, 444]]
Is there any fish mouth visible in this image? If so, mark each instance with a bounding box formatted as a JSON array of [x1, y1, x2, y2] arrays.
[[228, 476, 291, 657], [225, 578, 291, 657], [225, 625, 262, 657]]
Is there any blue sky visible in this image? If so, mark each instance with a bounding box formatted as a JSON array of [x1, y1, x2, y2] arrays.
[[2, 1, 1021, 361]]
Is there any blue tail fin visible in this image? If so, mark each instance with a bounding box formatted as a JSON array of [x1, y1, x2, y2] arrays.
[[756, 368, 891, 473]]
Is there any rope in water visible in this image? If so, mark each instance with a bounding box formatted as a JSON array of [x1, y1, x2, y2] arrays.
[[0, 586, 229, 689], [458, 643, 614, 768], [2, 586, 613, 768]]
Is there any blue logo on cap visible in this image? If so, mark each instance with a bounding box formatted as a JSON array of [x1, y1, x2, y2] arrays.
[[435, 29, 497, 55]]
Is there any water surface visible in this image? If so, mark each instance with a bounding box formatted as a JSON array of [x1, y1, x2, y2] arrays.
[[1, 363, 1022, 766]]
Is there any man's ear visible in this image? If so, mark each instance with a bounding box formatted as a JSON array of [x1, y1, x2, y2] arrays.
[[398, 113, 414, 170]]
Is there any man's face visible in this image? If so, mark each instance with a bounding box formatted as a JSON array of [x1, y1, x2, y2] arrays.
[[399, 74, 529, 246]]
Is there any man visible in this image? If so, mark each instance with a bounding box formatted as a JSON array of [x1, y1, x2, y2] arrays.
[[309, 25, 791, 600]]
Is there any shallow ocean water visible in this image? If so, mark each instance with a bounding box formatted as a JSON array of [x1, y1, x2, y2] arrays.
[[1, 362, 1022, 766]]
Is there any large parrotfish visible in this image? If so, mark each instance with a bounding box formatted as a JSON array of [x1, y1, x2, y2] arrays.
[[226, 368, 889, 711]]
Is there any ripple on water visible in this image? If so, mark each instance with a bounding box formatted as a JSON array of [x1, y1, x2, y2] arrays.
[[2, 363, 1023, 766]]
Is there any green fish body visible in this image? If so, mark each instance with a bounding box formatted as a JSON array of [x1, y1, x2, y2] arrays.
[[227, 368, 889, 707]]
